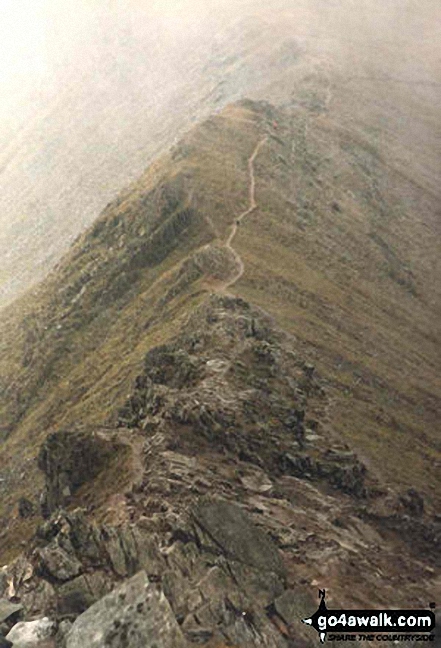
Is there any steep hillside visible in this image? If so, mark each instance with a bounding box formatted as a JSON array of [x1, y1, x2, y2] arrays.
[[0, 98, 439, 577], [0, 297, 439, 647]]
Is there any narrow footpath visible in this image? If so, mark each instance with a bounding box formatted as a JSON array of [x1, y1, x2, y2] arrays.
[[222, 136, 267, 291]]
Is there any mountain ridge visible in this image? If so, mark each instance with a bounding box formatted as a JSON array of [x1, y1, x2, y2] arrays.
[[0, 100, 439, 574]]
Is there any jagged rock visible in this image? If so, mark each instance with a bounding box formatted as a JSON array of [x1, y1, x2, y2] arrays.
[[18, 579, 56, 621], [61, 510, 104, 567], [192, 498, 286, 578], [34, 509, 104, 570], [240, 471, 273, 493], [38, 430, 117, 517], [6, 296, 431, 647], [26, 508, 171, 618], [145, 348, 203, 389], [279, 451, 367, 497], [65, 571, 188, 648], [6, 617, 56, 647], [35, 542, 83, 583], [113, 296, 370, 504], [101, 525, 139, 578], [130, 527, 167, 577], [163, 568, 204, 623], [226, 560, 285, 607]]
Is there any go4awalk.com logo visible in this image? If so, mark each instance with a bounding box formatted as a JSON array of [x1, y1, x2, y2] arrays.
[[302, 590, 436, 643]]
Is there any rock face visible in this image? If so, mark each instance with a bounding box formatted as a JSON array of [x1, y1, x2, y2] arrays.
[[117, 295, 367, 499], [65, 571, 187, 648], [15, 499, 293, 646], [38, 430, 120, 517]]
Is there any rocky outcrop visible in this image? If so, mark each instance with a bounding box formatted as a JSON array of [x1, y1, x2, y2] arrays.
[[1, 296, 438, 647], [2, 500, 303, 646], [38, 430, 121, 517], [29, 509, 165, 610], [117, 295, 367, 499], [279, 450, 367, 497]]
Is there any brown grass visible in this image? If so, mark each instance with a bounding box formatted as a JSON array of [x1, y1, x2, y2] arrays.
[[0, 99, 439, 563]]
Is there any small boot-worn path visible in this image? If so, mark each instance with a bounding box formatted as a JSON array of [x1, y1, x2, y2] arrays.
[[222, 136, 267, 291]]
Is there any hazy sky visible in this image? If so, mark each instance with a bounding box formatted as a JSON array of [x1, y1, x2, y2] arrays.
[[1, 0, 439, 118], [0, 0, 439, 306], [0, 0, 212, 125]]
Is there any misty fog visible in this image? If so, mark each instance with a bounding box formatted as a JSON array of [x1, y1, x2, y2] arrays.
[[0, 0, 439, 307]]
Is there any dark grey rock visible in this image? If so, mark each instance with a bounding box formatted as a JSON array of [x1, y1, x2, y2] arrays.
[[36, 543, 82, 582], [18, 498, 35, 519], [63, 510, 104, 566], [101, 526, 139, 578], [56, 575, 97, 616], [193, 498, 286, 578], [0, 636, 12, 648], [38, 430, 117, 516], [399, 488, 424, 517]]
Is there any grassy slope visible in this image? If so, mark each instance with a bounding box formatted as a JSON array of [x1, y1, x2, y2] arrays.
[[235, 105, 440, 501], [0, 104, 262, 560], [0, 100, 439, 562]]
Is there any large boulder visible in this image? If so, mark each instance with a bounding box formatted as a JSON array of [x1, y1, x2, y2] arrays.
[[192, 498, 286, 578], [6, 617, 56, 647], [65, 571, 188, 648]]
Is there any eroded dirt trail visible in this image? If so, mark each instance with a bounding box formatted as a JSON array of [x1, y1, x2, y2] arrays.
[[222, 136, 267, 291]]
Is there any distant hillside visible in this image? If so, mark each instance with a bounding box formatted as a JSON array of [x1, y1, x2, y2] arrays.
[[0, 99, 439, 564], [0, 0, 440, 307]]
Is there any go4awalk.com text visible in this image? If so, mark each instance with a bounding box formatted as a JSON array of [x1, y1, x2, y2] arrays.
[[302, 591, 436, 643]]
